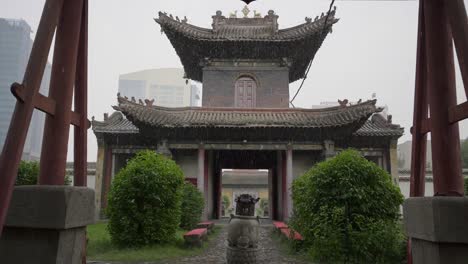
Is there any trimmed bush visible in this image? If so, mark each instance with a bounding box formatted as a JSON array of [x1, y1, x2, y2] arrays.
[[180, 182, 204, 230], [16, 160, 39, 185], [291, 149, 405, 263], [106, 150, 185, 247], [16, 160, 71, 185], [465, 178, 468, 195]]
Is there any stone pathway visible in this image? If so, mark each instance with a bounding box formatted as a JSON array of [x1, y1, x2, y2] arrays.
[[88, 224, 309, 264], [157, 225, 309, 264]]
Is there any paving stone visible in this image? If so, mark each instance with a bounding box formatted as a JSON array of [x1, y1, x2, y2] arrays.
[[88, 225, 309, 264]]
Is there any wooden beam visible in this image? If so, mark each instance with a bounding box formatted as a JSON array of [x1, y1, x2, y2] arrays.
[[446, 0, 468, 96], [449, 101, 468, 124], [424, 0, 463, 196], [10, 83, 90, 129], [39, 0, 85, 185], [0, 0, 65, 236]]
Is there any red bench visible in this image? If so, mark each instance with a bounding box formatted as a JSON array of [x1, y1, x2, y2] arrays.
[[273, 221, 288, 230], [196, 221, 215, 233], [280, 228, 304, 241], [183, 228, 208, 247]]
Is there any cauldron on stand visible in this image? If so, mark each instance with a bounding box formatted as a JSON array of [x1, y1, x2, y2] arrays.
[[226, 194, 260, 264]]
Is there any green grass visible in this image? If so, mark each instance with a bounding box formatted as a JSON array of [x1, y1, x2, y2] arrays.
[[87, 222, 218, 262]]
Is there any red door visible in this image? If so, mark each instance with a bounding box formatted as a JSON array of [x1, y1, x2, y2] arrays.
[[235, 77, 256, 108]]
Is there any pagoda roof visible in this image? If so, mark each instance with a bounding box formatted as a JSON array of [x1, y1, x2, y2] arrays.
[[154, 9, 338, 82], [112, 96, 378, 129], [92, 97, 403, 141]]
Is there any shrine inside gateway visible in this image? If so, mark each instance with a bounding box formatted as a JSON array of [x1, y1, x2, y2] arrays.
[[92, 7, 403, 221]]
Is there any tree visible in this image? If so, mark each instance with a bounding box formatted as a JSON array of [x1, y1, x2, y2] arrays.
[[16, 160, 71, 185], [16, 160, 39, 185], [461, 138, 468, 168], [291, 149, 405, 263], [106, 150, 185, 247], [180, 182, 204, 230]]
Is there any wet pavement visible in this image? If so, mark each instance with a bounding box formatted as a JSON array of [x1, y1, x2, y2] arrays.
[[88, 221, 310, 264]]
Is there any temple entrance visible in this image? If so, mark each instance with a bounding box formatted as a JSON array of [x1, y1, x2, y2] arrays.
[[220, 169, 270, 218], [210, 150, 283, 220]]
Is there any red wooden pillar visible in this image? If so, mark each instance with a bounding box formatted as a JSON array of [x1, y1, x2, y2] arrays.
[[39, 0, 84, 185], [410, 0, 427, 199], [447, 0, 468, 94], [74, 0, 88, 187], [101, 147, 113, 209], [0, 0, 65, 236], [425, 0, 463, 196]]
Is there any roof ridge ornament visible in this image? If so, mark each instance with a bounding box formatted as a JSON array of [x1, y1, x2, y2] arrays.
[[242, 5, 250, 18]]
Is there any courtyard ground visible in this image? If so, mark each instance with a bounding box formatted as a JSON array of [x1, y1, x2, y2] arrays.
[[87, 220, 310, 264]]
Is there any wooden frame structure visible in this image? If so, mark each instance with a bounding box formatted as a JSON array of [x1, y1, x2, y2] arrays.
[[0, 0, 89, 235], [408, 0, 468, 262]]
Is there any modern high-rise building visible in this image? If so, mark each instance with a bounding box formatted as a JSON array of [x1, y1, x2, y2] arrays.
[[0, 18, 51, 160], [118, 68, 201, 107]]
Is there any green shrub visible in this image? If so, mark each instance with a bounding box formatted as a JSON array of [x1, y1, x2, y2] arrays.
[[16, 160, 39, 185], [16, 160, 71, 185], [106, 150, 184, 248], [291, 149, 405, 264], [180, 182, 204, 230], [464, 178, 468, 195]]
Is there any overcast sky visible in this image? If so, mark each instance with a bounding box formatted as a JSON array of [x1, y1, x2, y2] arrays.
[[1, 0, 467, 161]]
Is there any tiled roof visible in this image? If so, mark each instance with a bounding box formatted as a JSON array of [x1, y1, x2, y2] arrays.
[[154, 10, 338, 41], [93, 97, 403, 138], [92, 112, 139, 134], [112, 97, 379, 129], [354, 114, 404, 137], [154, 10, 338, 83]]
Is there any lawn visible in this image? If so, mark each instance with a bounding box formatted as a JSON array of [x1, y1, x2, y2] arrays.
[[87, 222, 216, 262]]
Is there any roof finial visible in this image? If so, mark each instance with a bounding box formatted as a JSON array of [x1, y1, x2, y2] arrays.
[[338, 99, 349, 107], [242, 6, 250, 18], [241, 0, 256, 4], [144, 99, 155, 107]]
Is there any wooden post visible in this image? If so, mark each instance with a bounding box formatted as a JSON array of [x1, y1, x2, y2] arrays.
[[446, 0, 468, 95], [410, 0, 428, 199], [425, 0, 463, 196], [198, 145, 206, 219], [0, 0, 65, 236], [101, 147, 113, 209], [285, 147, 293, 220], [74, 0, 88, 187], [39, 0, 84, 185]]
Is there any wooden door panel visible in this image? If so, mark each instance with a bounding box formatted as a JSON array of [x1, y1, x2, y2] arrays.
[[235, 77, 256, 108]]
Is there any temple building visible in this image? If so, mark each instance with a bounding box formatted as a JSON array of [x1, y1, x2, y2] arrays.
[[92, 7, 403, 221]]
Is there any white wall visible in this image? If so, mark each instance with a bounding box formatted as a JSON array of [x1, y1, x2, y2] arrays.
[[175, 151, 198, 179], [398, 180, 434, 198]]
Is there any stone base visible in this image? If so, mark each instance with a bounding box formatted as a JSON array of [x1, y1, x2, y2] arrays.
[[226, 246, 258, 264], [0, 185, 95, 264], [404, 197, 468, 264]]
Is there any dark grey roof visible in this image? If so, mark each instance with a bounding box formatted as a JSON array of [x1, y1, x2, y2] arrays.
[[154, 9, 338, 83], [354, 114, 404, 137], [93, 98, 403, 139], [155, 9, 338, 41], [92, 112, 139, 134], [113, 96, 379, 129]]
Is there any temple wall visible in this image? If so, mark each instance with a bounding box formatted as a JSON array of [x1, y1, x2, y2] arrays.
[[202, 65, 289, 108], [173, 150, 198, 180], [292, 151, 317, 180]]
